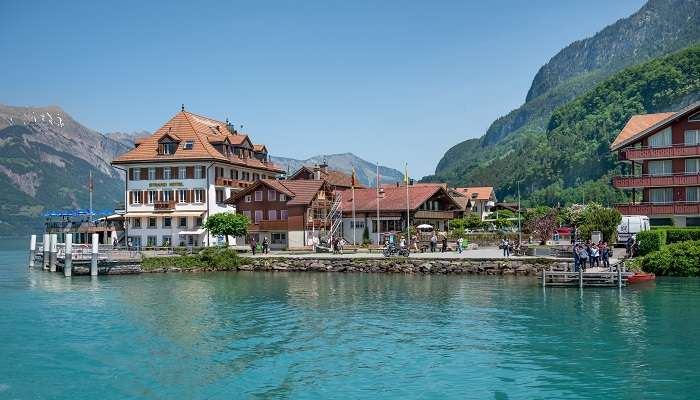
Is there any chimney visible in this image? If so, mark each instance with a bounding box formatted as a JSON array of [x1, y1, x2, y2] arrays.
[[319, 160, 328, 174], [313, 164, 321, 180]]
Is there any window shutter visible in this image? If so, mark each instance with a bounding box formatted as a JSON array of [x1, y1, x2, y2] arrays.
[[157, 191, 162, 202], [142, 190, 147, 203], [187, 189, 193, 203], [201, 189, 206, 203], [129, 168, 134, 181], [156, 168, 163, 180], [186, 166, 194, 179], [129, 191, 133, 204]]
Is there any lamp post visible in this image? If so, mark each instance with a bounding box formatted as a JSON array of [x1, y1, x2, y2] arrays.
[[517, 180, 522, 244]]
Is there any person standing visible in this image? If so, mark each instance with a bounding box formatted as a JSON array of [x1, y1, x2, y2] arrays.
[[457, 237, 464, 254], [578, 245, 589, 272], [430, 233, 437, 253], [262, 237, 269, 254], [250, 237, 257, 255], [590, 243, 600, 268], [441, 235, 448, 253], [601, 242, 610, 269], [573, 244, 581, 272]]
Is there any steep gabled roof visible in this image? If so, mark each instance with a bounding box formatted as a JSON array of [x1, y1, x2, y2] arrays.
[[610, 101, 700, 151], [111, 110, 283, 173], [289, 166, 365, 189], [253, 144, 267, 152], [225, 179, 327, 206], [453, 187, 495, 201]]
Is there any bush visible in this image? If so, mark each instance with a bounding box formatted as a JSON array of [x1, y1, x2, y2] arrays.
[[665, 229, 700, 244], [641, 240, 700, 276], [637, 230, 666, 256], [142, 247, 241, 271]]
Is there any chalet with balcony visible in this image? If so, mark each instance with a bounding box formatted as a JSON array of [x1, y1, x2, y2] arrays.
[[611, 101, 700, 227], [225, 179, 340, 249], [341, 183, 460, 245], [111, 108, 284, 247], [449, 187, 496, 220], [288, 162, 364, 191]]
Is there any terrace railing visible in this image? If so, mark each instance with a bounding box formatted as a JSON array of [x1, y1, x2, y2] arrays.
[[621, 144, 700, 161], [613, 172, 700, 188], [614, 201, 700, 216]]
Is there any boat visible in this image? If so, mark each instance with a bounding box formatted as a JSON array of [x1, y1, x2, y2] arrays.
[[627, 272, 656, 284]]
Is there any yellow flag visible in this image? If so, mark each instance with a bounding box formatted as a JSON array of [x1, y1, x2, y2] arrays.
[[404, 163, 409, 184]]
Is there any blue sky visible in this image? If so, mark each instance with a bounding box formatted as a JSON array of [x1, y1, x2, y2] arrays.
[[0, 0, 644, 177]]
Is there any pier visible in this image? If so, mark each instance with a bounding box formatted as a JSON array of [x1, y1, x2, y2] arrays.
[[541, 263, 631, 288]]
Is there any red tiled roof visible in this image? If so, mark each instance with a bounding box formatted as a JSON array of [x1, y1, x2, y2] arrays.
[[344, 185, 459, 212], [226, 179, 326, 206], [112, 111, 283, 173], [453, 187, 494, 201], [610, 112, 675, 150], [289, 166, 365, 189]]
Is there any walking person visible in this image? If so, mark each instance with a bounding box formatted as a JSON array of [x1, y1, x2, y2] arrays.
[[430, 233, 437, 253], [441, 235, 448, 253], [262, 237, 269, 254], [601, 242, 610, 270], [250, 237, 257, 255], [578, 245, 589, 272], [457, 237, 464, 254]]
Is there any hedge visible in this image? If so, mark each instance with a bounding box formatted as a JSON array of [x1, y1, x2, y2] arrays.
[[641, 240, 700, 276], [665, 229, 700, 244], [636, 230, 666, 256], [142, 247, 241, 271]]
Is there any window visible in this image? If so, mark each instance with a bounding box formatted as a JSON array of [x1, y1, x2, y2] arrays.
[[268, 210, 277, 220], [649, 188, 673, 204], [233, 170, 239, 180], [148, 168, 156, 180], [253, 173, 260, 180], [164, 217, 172, 227], [255, 191, 263, 201], [648, 127, 672, 148], [254, 210, 263, 223], [132, 191, 142, 204], [243, 210, 252, 220], [160, 142, 176, 155], [183, 140, 194, 150], [195, 217, 203, 227], [163, 167, 172, 180], [147, 236, 157, 247], [162, 190, 172, 202], [280, 210, 288, 220], [648, 160, 672, 176], [132, 217, 142, 228], [216, 189, 225, 204], [687, 187, 700, 202], [147, 190, 157, 204], [268, 190, 276, 201], [685, 130, 700, 146], [148, 217, 157, 228], [279, 194, 286, 202], [317, 191, 326, 200], [349, 220, 365, 229], [690, 112, 700, 122], [179, 217, 188, 228], [178, 167, 186, 179], [271, 233, 287, 245], [245, 195, 252, 203], [162, 235, 172, 247], [194, 189, 205, 204], [178, 189, 187, 203], [194, 166, 204, 179], [131, 168, 141, 181], [686, 159, 700, 174]]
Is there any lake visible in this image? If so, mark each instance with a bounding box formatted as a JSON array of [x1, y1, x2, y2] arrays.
[[1, 238, 698, 399]]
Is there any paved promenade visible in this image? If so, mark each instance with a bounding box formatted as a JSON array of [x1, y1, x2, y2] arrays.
[[250, 247, 554, 260]]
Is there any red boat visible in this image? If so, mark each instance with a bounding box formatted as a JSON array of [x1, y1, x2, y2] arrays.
[[627, 272, 656, 284]]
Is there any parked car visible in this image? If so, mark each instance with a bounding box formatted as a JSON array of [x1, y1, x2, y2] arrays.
[[616, 215, 650, 246]]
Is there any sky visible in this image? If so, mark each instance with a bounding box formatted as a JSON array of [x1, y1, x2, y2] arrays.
[[0, 0, 645, 178]]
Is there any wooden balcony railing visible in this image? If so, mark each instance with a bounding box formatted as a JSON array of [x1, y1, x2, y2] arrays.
[[615, 202, 700, 216], [255, 219, 289, 230], [414, 210, 454, 220], [153, 200, 175, 211], [622, 144, 700, 160], [215, 177, 252, 188], [613, 173, 700, 188]]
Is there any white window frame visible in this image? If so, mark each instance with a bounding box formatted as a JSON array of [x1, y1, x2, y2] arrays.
[[686, 158, 700, 174], [194, 189, 204, 204], [194, 166, 204, 179], [648, 127, 672, 148], [162, 190, 172, 202], [255, 191, 263, 201], [648, 160, 672, 176], [685, 130, 700, 146], [178, 167, 186, 180], [254, 210, 263, 223], [147, 190, 157, 204], [279, 194, 286, 202], [280, 210, 288, 220], [649, 188, 673, 204], [178, 189, 187, 204], [148, 168, 156, 180], [132, 191, 142, 204], [687, 187, 700, 203], [163, 167, 172, 180], [245, 195, 252, 203], [268, 190, 276, 201], [268, 210, 277, 221], [132, 168, 141, 181]]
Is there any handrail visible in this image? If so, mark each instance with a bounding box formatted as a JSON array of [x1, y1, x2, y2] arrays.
[[622, 143, 700, 151], [616, 171, 700, 178]]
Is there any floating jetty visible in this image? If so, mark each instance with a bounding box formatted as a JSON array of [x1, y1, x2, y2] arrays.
[[541, 264, 632, 288]]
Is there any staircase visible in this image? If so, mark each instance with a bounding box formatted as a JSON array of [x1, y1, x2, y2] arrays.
[[328, 192, 343, 243]]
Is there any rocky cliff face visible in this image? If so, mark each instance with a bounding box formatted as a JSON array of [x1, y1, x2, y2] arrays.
[[271, 153, 403, 186]]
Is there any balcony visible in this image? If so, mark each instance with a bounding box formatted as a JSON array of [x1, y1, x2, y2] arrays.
[[615, 202, 700, 216], [414, 210, 455, 220], [215, 177, 252, 189], [613, 173, 700, 188], [621, 144, 700, 161], [153, 200, 175, 211], [255, 220, 289, 231]]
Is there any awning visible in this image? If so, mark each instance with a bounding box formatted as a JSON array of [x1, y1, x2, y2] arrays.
[[123, 212, 204, 218], [178, 228, 206, 235]]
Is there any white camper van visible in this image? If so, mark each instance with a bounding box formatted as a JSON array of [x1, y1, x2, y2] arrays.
[[616, 215, 650, 245]]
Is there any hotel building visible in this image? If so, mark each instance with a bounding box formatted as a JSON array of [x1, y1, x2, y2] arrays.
[[611, 101, 700, 227], [111, 108, 284, 247]]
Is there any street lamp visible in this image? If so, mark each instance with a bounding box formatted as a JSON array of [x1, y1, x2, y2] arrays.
[[517, 180, 522, 244]]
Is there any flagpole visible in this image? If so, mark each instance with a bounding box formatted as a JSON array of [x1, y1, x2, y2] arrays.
[[351, 167, 356, 246], [405, 163, 410, 243], [88, 170, 93, 222], [376, 162, 380, 245]]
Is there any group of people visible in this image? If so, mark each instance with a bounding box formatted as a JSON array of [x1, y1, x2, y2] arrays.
[[249, 237, 269, 255], [573, 240, 610, 271], [500, 238, 514, 257], [332, 237, 346, 254], [429, 233, 450, 253], [626, 235, 639, 258]]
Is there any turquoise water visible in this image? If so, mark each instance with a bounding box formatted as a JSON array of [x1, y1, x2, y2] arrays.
[[1, 238, 699, 399]]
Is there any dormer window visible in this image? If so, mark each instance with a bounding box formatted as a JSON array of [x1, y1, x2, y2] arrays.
[[183, 141, 194, 150], [157, 133, 180, 155]]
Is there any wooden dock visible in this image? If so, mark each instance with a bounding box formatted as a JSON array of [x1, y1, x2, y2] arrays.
[[541, 264, 631, 288]]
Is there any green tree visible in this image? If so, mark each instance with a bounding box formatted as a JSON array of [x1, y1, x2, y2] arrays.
[[578, 203, 621, 242], [203, 213, 249, 246], [362, 225, 370, 245], [523, 207, 558, 245]]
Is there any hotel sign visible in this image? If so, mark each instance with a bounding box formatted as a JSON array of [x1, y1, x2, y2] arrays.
[[149, 182, 184, 187]]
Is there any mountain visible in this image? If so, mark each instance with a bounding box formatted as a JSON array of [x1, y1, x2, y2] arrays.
[[0, 104, 128, 236], [271, 153, 404, 187], [428, 0, 700, 191], [464, 43, 700, 207], [104, 130, 150, 148]]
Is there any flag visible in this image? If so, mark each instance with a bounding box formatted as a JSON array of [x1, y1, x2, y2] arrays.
[[351, 166, 356, 188], [404, 163, 409, 184], [88, 170, 93, 191], [376, 162, 380, 190]]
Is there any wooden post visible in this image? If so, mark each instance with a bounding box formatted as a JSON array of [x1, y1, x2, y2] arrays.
[[42, 233, 50, 269], [64, 234, 73, 277], [49, 234, 58, 272], [29, 234, 36, 268], [617, 264, 622, 288], [578, 268, 583, 288], [541, 269, 546, 288], [91, 233, 99, 276]]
